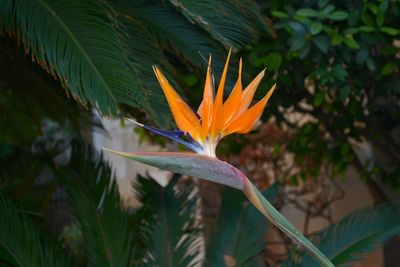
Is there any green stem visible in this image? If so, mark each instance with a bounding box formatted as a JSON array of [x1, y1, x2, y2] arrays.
[[244, 181, 334, 267]]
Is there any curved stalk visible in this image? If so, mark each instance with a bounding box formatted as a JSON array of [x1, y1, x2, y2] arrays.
[[244, 181, 334, 267]]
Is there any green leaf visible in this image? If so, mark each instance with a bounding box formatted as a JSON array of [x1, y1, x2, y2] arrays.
[[290, 37, 306, 51], [356, 48, 369, 64], [343, 37, 360, 49], [289, 204, 400, 266], [313, 91, 325, 107], [321, 4, 335, 15], [331, 35, 343, 46], [318, 0, 329, 9], [60, 143, 134, 267], [376, 10, 384, 26], [339, 85, 350, 101], [138, 176, 201, 267], [381, 27, 398, 36], [265, 52, 282, 70], [366, 57, 376, 71], [332, 65, 348, 81], [312, 36, 329, 53], [206, 185, 278, 267], [381, 63, 396, 75], [343, 27, 359, 34], [272, 11, 289, 18], [359, 25, 376, 32], [106, 150, 334, 267], [310, 21, 323, 35], [0, 194, 71, 267], [0, 0, 148, 116], [167, 0, 271, 50], [296, 8, 319, 17], [328, 11, 349, 20]]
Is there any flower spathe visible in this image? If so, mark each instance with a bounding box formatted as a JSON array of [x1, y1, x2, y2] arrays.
[[147, 50, 275, 157]]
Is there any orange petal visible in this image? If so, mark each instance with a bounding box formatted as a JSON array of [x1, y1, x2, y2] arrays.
[[234, 69, 266, 120], [200, 56, 214, 139], [224, 84, 276, 135], [223, 58, 242, 126], [153, 67, 201, 140], [211, 49, 231, 137]]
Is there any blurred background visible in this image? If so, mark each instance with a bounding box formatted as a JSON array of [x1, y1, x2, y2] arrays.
[[0, 0, 399, 266]]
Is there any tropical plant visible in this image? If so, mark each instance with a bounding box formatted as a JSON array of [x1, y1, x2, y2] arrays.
[[1, 0, 400, 266], [243, 0, 400, 189]]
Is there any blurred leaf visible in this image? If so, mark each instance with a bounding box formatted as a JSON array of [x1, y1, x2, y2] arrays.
[[359, 25, 376, 32], [376, 10, 384, 26], [343, 37, 360, 49], [296, 9, 319, 17], [272, 11, 289, 18], [380, 26, 398, 36], [339, 85, 350, 101], [332, 65, 348, 81], [331, 35, 343, 46], [312, 36, 329, 53], [381, 63, 396, 76], [60, 143, 134, 267], [265, 52, 282, 70], [366, 58, 376, 71], [205, 184, 279, 267], [328, 11, 349, 20], [290, 37, 306, 51], [138, 176, 201, 267], [356, 48, 368, 64], [0, 193, 71, 267], [313, 91, 325, 107], [310, 21, 323, 35]]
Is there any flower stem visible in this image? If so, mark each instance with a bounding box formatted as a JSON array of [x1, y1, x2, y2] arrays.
[[244, 181, 334, 267]]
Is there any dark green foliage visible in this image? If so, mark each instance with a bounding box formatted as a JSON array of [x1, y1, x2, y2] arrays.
[[59, 143, 134, 267], [136, 175, 201, 267], [247, 0, 400, 187], [0, 0, 271, 127], [0, 194, 71, 267], [205, 184, 278, 267], [282, 204, 400, 266], [0, 0, 147, 116]]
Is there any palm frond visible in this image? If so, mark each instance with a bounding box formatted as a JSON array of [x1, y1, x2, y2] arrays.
[[283, 204, 400, 267], [0, 193, 71, 267], [59, 142, 133, 267], [205, 184, 279, 267], [0, 0, 150, 116], [135, 175, 201, 267], [127, 0, 227, 67], [168, 0, 271, 51]]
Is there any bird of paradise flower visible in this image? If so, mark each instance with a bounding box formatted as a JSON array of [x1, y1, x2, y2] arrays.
[[104, 51, 334, 267]]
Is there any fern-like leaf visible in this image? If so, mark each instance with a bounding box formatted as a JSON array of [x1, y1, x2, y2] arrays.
[[168, 0, 271, 51], [205, 184, 279, 267], [136, 176, 201, 267], [59, 143, 133, 267], [283, 204, 400, 267], [0, 193, 71, 267], [0, 0, 149, 115]]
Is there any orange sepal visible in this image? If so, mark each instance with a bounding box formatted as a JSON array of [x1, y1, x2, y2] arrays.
[[224, 84, 276, 135], [200, 56, 214, 140], [153, 66, 201, 140], [234, 69, 266, 119], [210, 49, 231, 137], [222, 58, 243, 126]]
